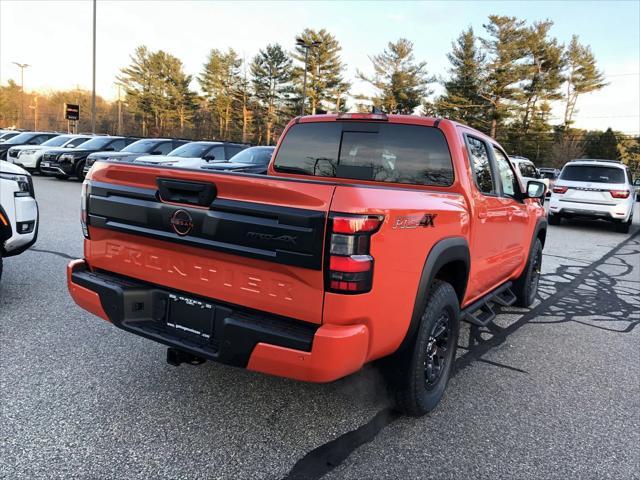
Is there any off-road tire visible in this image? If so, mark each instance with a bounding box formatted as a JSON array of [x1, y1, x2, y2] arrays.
[[513, 238, 543, 307], [386, 280, 460, 417], [548, 213, 561, 225]]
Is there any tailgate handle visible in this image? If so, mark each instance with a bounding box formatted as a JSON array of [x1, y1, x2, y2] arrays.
[[157, 178, 217, 207]]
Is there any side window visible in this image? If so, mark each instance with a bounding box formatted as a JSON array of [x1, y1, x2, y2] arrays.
[[226, 145, 243, 159], [493, 147, 519, 198], [518, 163, 533, 178], [466, 136, 495, 194], [68, 138, 86, 147], [155, 142, 173, 155], [110, 139, 126, 151], [208, 146, 226, 160]]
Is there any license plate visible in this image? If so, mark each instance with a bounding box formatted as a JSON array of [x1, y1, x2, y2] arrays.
[[166, 294, 214, 340], [42, 162, 50, 167]]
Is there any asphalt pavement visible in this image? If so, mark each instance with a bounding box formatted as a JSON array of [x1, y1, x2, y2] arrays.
[[1, 176, 639, 480]]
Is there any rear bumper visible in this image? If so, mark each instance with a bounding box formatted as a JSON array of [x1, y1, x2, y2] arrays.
[[549, 197, 631, 221], [67, 260, 369, 382]]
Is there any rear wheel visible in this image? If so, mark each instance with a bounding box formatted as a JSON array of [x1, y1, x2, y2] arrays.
[[615, 215, 632, 234], [513, 238, 543, 307], [548, 212, 561, 225], [386, 280, 460, 416]]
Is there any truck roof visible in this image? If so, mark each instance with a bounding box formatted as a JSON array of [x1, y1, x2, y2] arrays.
[[293, 113, 496, 147]]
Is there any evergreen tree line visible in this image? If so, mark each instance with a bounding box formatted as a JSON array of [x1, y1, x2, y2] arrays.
[[1, 18, 638, 171]]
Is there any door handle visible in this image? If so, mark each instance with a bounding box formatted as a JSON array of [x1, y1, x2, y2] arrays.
[[478, 210, 488, 219]]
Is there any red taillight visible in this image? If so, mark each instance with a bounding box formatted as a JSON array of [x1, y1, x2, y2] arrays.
[[610, 190, 630, 199], [329, 255, 372, 272], [332, 215, 382, 234], [553, 185, 568, 194], [327, 214, 383, 294]]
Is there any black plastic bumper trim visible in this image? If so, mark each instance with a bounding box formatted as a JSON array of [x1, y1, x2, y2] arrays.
[[70, 262, 318, 368]]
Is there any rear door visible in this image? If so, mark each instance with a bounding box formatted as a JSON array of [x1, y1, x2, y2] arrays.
[[464, 134, 513, 298], [85, 162, 336, 323], [490, 145, 529, 276]]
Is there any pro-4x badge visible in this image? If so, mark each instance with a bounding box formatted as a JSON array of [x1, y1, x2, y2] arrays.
[[392, 213, 438, 229]]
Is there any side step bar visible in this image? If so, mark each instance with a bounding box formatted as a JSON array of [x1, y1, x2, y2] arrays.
[[461, 282, 516, 327]]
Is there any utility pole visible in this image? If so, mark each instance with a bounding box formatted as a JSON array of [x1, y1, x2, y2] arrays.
[[30, 96, 38, 130], [117, 83, 122, 135], [12, 62, 30, 129], [296, 38, 321, 116], [91, 0, 97, 133]]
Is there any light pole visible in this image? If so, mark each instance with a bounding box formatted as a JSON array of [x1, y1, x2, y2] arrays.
[[12, 62, 30, 129], [296, 38, 321, 116], [91, 0, 97, 133], [116, 83, 123, 135]]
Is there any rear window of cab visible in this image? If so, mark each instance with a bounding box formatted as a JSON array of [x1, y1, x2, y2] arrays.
[[273, 122, 454, 187]]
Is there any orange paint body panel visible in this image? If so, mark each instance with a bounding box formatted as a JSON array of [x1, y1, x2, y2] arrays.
[[86, 226, 326, 323], [67, 259, 109, 321], [323, 185, 469, 361], [247, 324, 369, 382]]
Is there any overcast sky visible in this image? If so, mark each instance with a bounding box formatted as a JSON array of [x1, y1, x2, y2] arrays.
[[1, 0, 638, 133]]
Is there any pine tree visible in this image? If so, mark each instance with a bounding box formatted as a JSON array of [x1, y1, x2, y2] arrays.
[[563, 35, 607, 126], [480, 15, 529, 138], [292, 29, 350, 114], [118, 46, 196, 136], [199, 49, 242, 139], [251, 43, 293, 145], [433, 27, 487, 130], [584, 128, 618, 159], [519, 20, 564, 133], [358, 38, 434, 114]]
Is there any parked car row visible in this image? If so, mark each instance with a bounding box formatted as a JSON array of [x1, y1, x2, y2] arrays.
[[0, 131, 62, 161], [2, 129, 275, 180]]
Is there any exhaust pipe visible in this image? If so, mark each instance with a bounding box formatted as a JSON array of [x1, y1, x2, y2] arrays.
[[166, 347, 206, 366]]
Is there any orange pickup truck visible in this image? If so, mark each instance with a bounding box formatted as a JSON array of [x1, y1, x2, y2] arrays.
[[68, 113, 547, 415]]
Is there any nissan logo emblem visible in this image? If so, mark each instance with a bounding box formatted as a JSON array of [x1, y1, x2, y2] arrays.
[[170, 209, 193, 236]]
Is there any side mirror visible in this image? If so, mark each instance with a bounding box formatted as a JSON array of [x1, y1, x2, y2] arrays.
[[150, 150, 162, 155], [634, 179, 640, 186], [527, 180, 546, 199], [203, 154, 216, 161]]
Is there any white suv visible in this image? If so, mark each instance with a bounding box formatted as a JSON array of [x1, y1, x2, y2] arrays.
[[0, 160, 39, 280], [510, 156, 549, 193], [549, 159, 635, 233]]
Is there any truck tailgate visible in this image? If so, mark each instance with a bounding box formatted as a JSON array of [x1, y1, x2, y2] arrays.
[[85, 163, 336, 324]]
